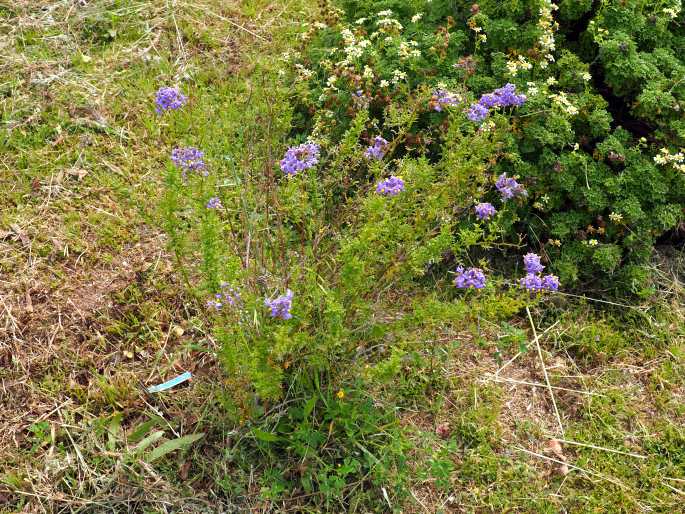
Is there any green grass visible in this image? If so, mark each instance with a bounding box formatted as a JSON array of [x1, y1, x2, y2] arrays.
[[1, 1, 684, 512]]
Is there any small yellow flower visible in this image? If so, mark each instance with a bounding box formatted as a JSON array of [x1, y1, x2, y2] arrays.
[[588, 239, 599, 246], [336, 389, 345, 399]]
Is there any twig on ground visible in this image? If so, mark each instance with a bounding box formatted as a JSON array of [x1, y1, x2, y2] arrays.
[[495, 319, 560, 376], [549, 438, 647, 459], [486, 375, 604, 396], [527, 307, 564, 437]]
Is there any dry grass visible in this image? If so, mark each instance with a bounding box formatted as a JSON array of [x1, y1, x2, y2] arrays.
[[0, 0, 292, 510]]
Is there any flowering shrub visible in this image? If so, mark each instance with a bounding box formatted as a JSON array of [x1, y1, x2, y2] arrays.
[[282, 0, 685, 294], [157, 1, 685, 505]]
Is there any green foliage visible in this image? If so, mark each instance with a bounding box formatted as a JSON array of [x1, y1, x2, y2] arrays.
[[153, 0, 685, 510], [283, 0, 685, 294]]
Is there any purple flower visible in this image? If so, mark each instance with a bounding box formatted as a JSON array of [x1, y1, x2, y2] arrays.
[[280, 143, 320, 175], [206, 196, 222, 209], [454, 266, 486, 289], [478, 93, 501, 109], [467, 103, 489, 122], [479, 83, 526, 109], [264, 289, 294, 320], [541, 274, 560, 291], [495, 173, 527, 200], [520, 272, 560, 292], [220, 282, 241, 306], [364, 136, 389, 160], [523, 252, 545, 274], [155, 86, 187, 114], [519, 253, 559, 292], [474, 202, 497, 220], [171, 147, 206, 176], [206, 293, 224, 310], [492, 83, 526, 107], [376, 175, 405, 196], [432, 89, 460, 112], [207, 285, 241, 311], [468, 83, 526, 123], [520, 273, 544, 291]]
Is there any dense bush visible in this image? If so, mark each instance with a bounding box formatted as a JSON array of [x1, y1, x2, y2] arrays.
[[285, 0, 685, 294]]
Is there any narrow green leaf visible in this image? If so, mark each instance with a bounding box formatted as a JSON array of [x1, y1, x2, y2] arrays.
[[131, 430, 165, 454], [107, 413, 123, 451], [253, 429, 280, 442], [303, 396, 317, 420], [128, 416, 164, 444], [146, 433, 205, 462]]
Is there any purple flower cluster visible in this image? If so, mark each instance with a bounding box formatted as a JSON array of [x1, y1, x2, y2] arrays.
[[454, 266, 486, 289], [280, 143, 320, 175], [206, 283, 241, 310], [206, 294, 224, 310], [264, 289, 294, 320], [364, 136, 389, 160], [467, 83, 526, 123], [479, 83, 527, 108], [520, 273, 560, 292], [519, 253, 559, 292], [155, 86, 187, 114], [171, 147, 207, 176], [431, 89, 460, 112], [376, 175, 405, 196], [495, 173, 527, 201], [467, 103, 489, 122], [523, 252, 544, 274], [206, 196, 222, 209], [474, 202, 497, 220]]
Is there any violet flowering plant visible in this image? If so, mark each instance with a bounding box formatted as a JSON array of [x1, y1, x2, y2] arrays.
[[376, 175, 405, 196], [280, 143, 320, 175], [467, 83, 526, 123], [519, 253, 559, 292], [206, 283, 241, 311], [206, 294, 224, 310], [523, 252, 544, 274], [478, 84, 526, 109], [520, 273, 560, 292], [171, 147, 207, 176], [431, 89, 460, 112], [206, 197, 222, 209], [155, 86, 187, 114], [454, 266, 486, 289], [364, 136, 389, 160], [467, 103, 489, 122], [520, 273, 545, 292], [265, 289, 294, 320], [474, 202, 496, 220], [495, 173, 527, 201]]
